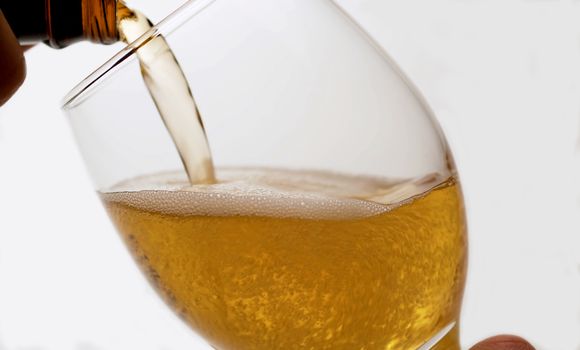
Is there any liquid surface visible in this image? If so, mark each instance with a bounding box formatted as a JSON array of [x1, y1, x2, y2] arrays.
[[117, 3, 216, 184], [102, 169, 467, 350]]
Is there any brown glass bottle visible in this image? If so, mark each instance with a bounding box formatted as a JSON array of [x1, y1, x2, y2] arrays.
[[0, 0, 118, 48]]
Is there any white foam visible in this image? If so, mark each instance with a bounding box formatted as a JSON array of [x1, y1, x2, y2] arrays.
[[101, 168, 448, 220]]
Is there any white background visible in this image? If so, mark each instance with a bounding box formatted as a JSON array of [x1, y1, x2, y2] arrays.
[[1, 0, 579, 349]]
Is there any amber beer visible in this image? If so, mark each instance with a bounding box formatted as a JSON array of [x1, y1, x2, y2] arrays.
[[101, 168, 467, 350]]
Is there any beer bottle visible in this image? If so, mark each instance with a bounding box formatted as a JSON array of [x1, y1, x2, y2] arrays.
[[0, 0, 118, 48]]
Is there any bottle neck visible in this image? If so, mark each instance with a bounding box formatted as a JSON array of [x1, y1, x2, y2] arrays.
[[0, 0, 118, 48], [81, 0, 118, 46]]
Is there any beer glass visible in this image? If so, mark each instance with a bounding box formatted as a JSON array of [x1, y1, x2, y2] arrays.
[[63, 0, 467, 348]]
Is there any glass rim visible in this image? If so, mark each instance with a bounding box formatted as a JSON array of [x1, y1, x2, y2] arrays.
[[62, 0, 217, 110]]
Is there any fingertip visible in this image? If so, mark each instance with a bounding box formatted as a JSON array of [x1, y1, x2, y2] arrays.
[[470, 335, 535, 350], [0, 10, 27, 106]]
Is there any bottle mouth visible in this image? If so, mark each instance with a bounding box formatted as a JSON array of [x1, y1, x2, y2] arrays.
[[62, 0, 216, 110], [81, 0, 119, 45]]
